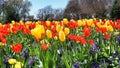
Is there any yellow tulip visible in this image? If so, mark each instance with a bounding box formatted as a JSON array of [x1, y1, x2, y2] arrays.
[[91, 23, 95, 27], [93, 18, 96, 21], [59, 31, 66, 42], [107, 26, 114, 32], [46, 21, 50, 26], [25, 21, 32, 25], [19, 20, 23, 25], [64, 28, 70, 35], [56, 25, 63, 32], [63, 18, 68, 24], [55, 21, 59, 25], [15, 62, 23, 68], [0, 23, 2, 28], [82, 20, 86, 26], [70, 19, 75, 22], [46, 30, 52, 38], [78, 20, 82, 26], [31, 28, 41, 40], [36, 25, 45, 34], [87, 20, 91, 26], [54, 36, 58, 40], [0, 42, 5, 46], [97, 22, 102, 28], [8, 59, 16, 64], [11, 20, 15, 25]]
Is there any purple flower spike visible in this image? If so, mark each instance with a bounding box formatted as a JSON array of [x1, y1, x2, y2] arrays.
[[116, 36, 120, 41], [74, 61, 79, 68], [28, 56, 34, 67]]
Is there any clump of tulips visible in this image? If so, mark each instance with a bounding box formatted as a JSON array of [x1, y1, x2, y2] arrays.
[[0, 18, 120, 68]]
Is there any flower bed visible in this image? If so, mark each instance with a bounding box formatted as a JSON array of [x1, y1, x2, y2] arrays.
[[0, 18, 120, 68]]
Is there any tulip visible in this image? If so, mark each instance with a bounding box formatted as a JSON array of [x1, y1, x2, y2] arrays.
[[46, 21, 50, 26], [15, 62, 23, 68], [0, 42, 5, 46], [56, 25, 63, 32], [8, 59, 16, 64], [88, 39, 94, 45], [107, 25, 114, 32], [31, 24, 45, 40], [59, 31, 66, 42], [78, 20, 82, 26], [12, 43, 22, 53], [41, 44, 48, 51], [63, 18, 68, 24], [46, 30, 52, 38], [54, 36, 58, 40], [64, 28, 70, 35], [36, 25, 45, 34]]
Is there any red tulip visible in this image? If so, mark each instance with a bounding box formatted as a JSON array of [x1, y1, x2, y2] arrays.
[[41, 44, 48, 51], [12, 43, 22, 53], [88, 39, 94, 45], [105, 34, 110, 40]]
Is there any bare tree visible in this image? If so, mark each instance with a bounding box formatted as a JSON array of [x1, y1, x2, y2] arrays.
[[64, 0, 80, 19], [65, 0, 115, 19], [37, 5, 64, 21]]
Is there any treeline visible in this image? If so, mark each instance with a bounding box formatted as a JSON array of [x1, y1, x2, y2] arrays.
[[0, 0, 120, 23], [0, 0, 32, 23]]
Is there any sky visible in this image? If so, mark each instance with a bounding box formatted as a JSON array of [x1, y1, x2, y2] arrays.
[[28, 0, 69, 17]]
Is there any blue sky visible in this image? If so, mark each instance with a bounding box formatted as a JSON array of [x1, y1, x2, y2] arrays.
[[28, 0, 69, 17]]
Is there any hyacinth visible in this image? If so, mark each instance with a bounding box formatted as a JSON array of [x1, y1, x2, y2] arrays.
[[4, 55, 11, 65], [74, 61, 79, 68], [92, 61, 100, 68], [46, 29, 52, 38], [116, 36, 120, 41], [28, 56, 34, 67], [59, 30, 66, 42], [22, 49, 29, 59]]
